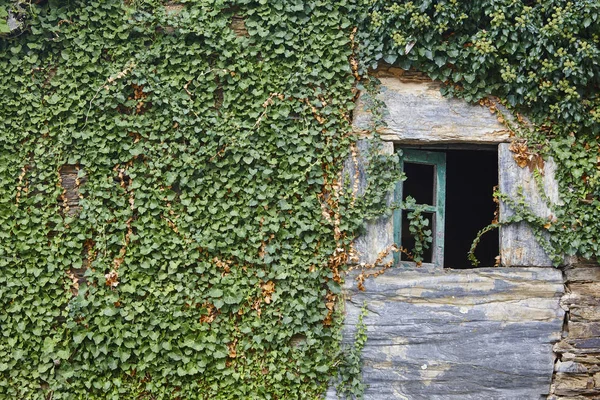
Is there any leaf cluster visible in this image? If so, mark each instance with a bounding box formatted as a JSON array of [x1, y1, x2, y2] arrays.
[[358, 0, 600, 263], [0, 0, 388, 398]]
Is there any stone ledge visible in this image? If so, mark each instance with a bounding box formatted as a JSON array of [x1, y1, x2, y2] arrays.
[[333, 267, 564, 400]]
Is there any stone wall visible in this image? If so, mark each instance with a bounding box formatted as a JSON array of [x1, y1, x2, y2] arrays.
[[351, 69, 560, 269], [330, 266, 564, 400], [343, 69, 577, 399], [549, 258, 600, 399]]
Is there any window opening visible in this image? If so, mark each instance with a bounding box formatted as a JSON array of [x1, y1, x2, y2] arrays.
[[402, 163, 435, 205], [444, 150, 498, 269], [394, 147, 499, 269], [394, 149, 445, 267]]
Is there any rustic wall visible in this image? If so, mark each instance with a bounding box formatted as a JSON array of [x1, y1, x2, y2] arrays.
[[549, 258, 600, 399], [342, 70, 572, 399], [353, 66, 511, 144], [332, 267, 564, 400], [351, 68, 562, 269]]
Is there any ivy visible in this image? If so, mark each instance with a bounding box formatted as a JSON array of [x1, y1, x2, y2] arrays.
[[0, 1, 386, 398], [402, 197, 433, 265], [334, 303, 368, 400], [358, 0, 600, 264], [1, 0, 599, 399]]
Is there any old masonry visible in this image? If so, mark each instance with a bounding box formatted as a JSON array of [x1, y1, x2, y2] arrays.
[[325, 65, 600, 400]]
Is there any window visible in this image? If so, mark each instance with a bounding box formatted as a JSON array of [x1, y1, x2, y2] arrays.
[[394, 149, 446, 267], [351, 74, 560, 268], [394, 146, 499, 269]]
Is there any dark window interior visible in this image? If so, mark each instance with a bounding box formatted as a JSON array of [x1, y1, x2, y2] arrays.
[[398, 146, 499, 268], [444, 150, 498, 269], [403, 163, 435, 205]]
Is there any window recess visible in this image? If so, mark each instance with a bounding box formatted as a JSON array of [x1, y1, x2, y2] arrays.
[[351, 74, 561, 268], [394, 147, 500, 269]]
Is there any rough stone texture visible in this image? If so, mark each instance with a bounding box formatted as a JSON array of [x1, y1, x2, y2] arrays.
[[549, 258, 600, 400], [345, 139, 395, 265], [330, 267, 564, 400], [343, 70, 571, 399], [353, 71, 511, 144], [230, 16, 248, 37], [58, 165, 83, 216], [498, 143, 561, 267]]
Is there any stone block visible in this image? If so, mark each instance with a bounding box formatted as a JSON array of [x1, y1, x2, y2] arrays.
[[565, 266, 600, 283], [569, 283, 600, 297], [345, 139, 395, 265], [552, 373, 597, 396], [330, 267, 564, 400], [555, 360, 589, 373], [353, 78, 511, 144], [498, 144, 561, 267], [567, 322, 600, 339], [569, 306, 600, 322]]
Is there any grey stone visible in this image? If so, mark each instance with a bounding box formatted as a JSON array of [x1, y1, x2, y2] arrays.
[[555, 361, 588, 373], [344, 139, 395, 265], [498, 143, 562, 267], [330, 267, 564, 400], [353, 77, 511, 144]]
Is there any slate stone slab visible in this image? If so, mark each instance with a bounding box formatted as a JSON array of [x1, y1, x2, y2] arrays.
[[498, 143, 562, 267], [343, 139, 395, 265], [329, 267, 564, 400], [353, 77, 511, 144]]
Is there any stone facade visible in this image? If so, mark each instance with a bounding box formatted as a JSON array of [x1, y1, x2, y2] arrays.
[[335, 68, 581, 399], [332, 267, 565, 400], [549, 258, 600, 399]]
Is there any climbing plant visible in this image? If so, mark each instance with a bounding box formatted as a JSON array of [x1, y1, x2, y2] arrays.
[[1, 0, 599, 399], [358, 0, 600, 263], [0, 1, 399, 398]]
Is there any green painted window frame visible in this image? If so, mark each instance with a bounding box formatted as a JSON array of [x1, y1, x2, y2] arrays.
[[394, 149, 446, 268]]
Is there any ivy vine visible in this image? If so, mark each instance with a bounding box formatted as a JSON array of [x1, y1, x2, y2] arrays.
[[358, 0, 600, 263], [1, 0, 599, 399]]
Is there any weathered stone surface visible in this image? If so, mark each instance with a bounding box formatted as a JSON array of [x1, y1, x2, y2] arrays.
[[568, 322, 600, 339], [555, 360, 589, 373], [569, 283, 600, 297], [565, 265, 600, 283], [561, 288, 600, 322], [552, 373, 598, 396], [561, 292, 600, 307], [353, 77, 511, 144], [565, 268, 600, 283], [569, 307, 600, 323], [230, 16, 248, 36], [330, 267, 564, 400], [561, 353, 600, 365], [555, 338, 600, 355], [59, 165, 83, 216], [498, 143, 561, 267], [344, 139, 395, 265], [549, 260, 600, 399], [566, 257, 600, 268]]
